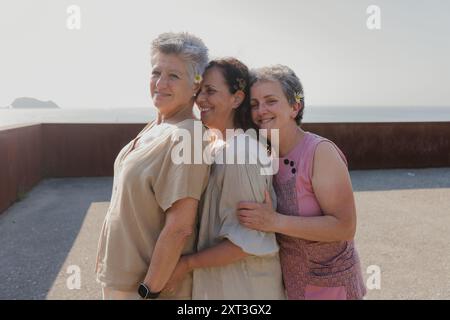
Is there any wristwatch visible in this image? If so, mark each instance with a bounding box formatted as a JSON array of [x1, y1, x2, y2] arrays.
[[138, 282, 161, 299]]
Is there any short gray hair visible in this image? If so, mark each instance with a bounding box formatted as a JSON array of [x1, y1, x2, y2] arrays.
[[250, 65, 305, 125], [151, 32, 209, 82]]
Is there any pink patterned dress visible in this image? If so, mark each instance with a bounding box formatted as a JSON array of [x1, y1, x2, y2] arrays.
[[274, 132, 366, 300]]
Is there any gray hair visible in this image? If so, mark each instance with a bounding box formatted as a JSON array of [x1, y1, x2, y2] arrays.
[[151, 32, 209, 83], [250, 64, 305, 125]]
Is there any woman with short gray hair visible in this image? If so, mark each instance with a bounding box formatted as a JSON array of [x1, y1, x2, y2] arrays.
[[150, 32, 209, 85], [95, 32, 210, 300], [249, 65, 305, 124], [238, 64, 366, 300]]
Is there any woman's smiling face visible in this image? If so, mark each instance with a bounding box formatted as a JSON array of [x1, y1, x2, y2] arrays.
[[250, 80, 298, 133], [150, 53, 197, 118], [196, 66, 237, 131]]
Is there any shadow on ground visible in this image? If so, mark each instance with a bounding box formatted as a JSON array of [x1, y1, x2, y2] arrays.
[[1, 168, 450, 299], [0, 177, 112, 299]]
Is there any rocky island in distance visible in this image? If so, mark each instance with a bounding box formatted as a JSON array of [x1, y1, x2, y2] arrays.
[[1, 97, 60, 109]]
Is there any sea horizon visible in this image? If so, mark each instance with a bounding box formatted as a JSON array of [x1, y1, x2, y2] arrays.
[[1, 106, 450, 128]]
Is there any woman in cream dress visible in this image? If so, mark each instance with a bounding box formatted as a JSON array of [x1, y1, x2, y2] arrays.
[[164, 58, 285, 299], [95, 32, 210, 299]]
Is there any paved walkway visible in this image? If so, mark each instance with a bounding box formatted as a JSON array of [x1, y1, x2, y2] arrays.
[[1, 169, 449, 299]]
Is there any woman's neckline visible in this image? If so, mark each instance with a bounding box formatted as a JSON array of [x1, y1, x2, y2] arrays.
[[279, 131, 310, 159], [126, 117, 198, 158], [140, 117, 197, 137], [160, 116, 197, 126]]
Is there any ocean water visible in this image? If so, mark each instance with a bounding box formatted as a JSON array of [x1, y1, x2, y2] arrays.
[[1, 106, 450, 128]]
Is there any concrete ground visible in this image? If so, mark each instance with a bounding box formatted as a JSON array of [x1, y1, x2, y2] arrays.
[[0, 168, 449, 300]]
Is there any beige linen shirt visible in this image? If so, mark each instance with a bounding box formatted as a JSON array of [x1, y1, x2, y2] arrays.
[[192, 132, 286, 299], [95, 118, 210, 299]]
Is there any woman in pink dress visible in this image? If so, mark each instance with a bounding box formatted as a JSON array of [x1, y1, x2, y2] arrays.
[[237, 65, 366, 300]]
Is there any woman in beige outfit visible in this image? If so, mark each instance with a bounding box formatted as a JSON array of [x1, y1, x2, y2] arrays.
[[164, 58, 285, 299], [95, 32, 210, 299]]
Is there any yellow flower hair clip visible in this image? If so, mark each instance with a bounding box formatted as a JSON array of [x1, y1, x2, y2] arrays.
[[294, 92, 304, 103], [233, 78, 246, 92], [194, 74, 203, 84]]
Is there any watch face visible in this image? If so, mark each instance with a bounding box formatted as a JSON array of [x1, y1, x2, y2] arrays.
[[138, 283, 149, 299]]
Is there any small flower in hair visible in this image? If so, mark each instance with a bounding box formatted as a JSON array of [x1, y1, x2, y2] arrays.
[[237, 78, 246, 91], [294, 92, 304, 103], [233, 78, 246, 91], [194, 74, 203, 84]]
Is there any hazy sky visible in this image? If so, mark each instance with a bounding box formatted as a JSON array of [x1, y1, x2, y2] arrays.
[[1, 0, 449, 109]]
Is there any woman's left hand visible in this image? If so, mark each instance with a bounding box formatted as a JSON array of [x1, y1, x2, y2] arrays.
[[163, 256, 192, 295], [237, 190, 279, 232]]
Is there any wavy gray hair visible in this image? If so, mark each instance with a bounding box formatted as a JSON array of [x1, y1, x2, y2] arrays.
[[250, 64, 305, 125], [151, 32, 209, 83]]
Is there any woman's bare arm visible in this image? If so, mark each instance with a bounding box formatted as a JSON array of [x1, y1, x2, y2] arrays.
[[238, 142, 356, 242], [142, 197, 199, 292]]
